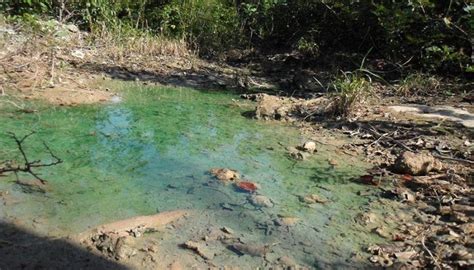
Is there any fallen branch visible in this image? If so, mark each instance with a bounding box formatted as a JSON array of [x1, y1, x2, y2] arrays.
[[0, 132, 62, 184], [432, 154, 474, 165], [421, 236, 442, 269], [364, 124, 414, 152]]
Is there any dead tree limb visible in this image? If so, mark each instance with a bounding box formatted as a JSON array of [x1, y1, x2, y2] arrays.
[[0, 132, 62, 184]]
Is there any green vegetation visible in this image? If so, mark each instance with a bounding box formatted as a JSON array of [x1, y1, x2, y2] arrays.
[[396, 73, 442, 97], [1, 0, 472, 75], [331, 72, 372, 117]]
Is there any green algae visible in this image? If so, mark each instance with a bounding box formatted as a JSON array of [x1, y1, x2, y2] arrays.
[[0, 83, 387, 266]]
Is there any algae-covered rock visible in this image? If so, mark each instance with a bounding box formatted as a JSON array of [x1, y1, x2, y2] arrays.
[[287, 146, 310, 160], [301, 194, 328, 204], [274, 217, 300, 226], [231, 243, 270, 257], [249, 194, 274, 208]]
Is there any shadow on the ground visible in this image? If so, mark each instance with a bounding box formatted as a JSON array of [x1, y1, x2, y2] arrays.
[[78, 61, 243, 92], [74, 57, 324, 97], [0, 221, 127, 270]]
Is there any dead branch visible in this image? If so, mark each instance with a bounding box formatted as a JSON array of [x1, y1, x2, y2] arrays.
[[0, 132, 62, 184], [432, 153, 474, 165]]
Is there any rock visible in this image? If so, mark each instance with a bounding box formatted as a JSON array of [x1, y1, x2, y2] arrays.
[[301, 194, 328, 204], [71, 49, 85, 59], [114, 236, 137, 260], [328, 159, 338, 167], [183, 240, 214, 260], [255, 94, 331, 121], [236, 181, 259, 192], [274, 217, 300, 226], [249, 194, 274, 208], [394, 250, 417, 262], [221, 227, 234, 234], [209, 168, 240, 182], [231, 243, 270, 257], [255, 94, 291, 120], [301, 141, 317, 153], [240, 93, 265, 101], [75, 210, 189, 243], [373, 227, 391, 239], [278, 255, 298, 267], [355, 212, 378, 226], [65, 24, 79, 33], [392, 151, 443, 176], [94, 233, 119, 256], [397, 188, 415, 203], [287, 147, 310, 160], [459, 223, 474, 234]]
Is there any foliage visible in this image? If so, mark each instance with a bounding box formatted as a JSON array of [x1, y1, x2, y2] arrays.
[[1, 0, 472, 75], [158, 0, 241, 54]]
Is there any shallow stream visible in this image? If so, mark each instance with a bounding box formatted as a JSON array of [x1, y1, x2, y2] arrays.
[[0, 83, 387, 267]]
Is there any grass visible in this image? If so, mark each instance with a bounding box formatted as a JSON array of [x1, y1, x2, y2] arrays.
[[0, 16, 191, 97], [396, 72, 441, 97], [330, 72, 372, 117], [89, 24, 190, 61]]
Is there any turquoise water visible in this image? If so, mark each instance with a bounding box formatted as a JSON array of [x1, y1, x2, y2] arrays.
[[0, 84, 384, 267]]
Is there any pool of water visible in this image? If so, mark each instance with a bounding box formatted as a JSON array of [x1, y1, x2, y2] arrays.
[[0, 83, 386, 267]]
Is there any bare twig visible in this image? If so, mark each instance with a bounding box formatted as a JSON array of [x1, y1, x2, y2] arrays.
[[365, 124, 414, 152], [432, 154, 474, 165], [0, 132, 62, 184], [421, 235, 441, 269]]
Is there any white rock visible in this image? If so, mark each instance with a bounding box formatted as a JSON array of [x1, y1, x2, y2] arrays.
[[71, 49, 85, 59], [302, 141, 317, 153]]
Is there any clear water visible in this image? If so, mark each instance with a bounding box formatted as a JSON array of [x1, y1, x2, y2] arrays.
[[0, 83, 386, 267]]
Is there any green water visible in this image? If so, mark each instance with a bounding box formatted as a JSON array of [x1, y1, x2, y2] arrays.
[[0, 84, 384, 267]]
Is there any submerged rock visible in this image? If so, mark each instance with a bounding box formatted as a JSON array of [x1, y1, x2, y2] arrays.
[[183, 240, 214, 260], [278, 255, 298, 268], [249, 194, 274, 208], [392, 151, 443, 175], [287, 146, 310, 160], [236, 181, 259, 192], [301, 194, 328, 204], [209, 168, 240, 182], [231, 243, 270, 257], [274, 217, 300, 226]]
